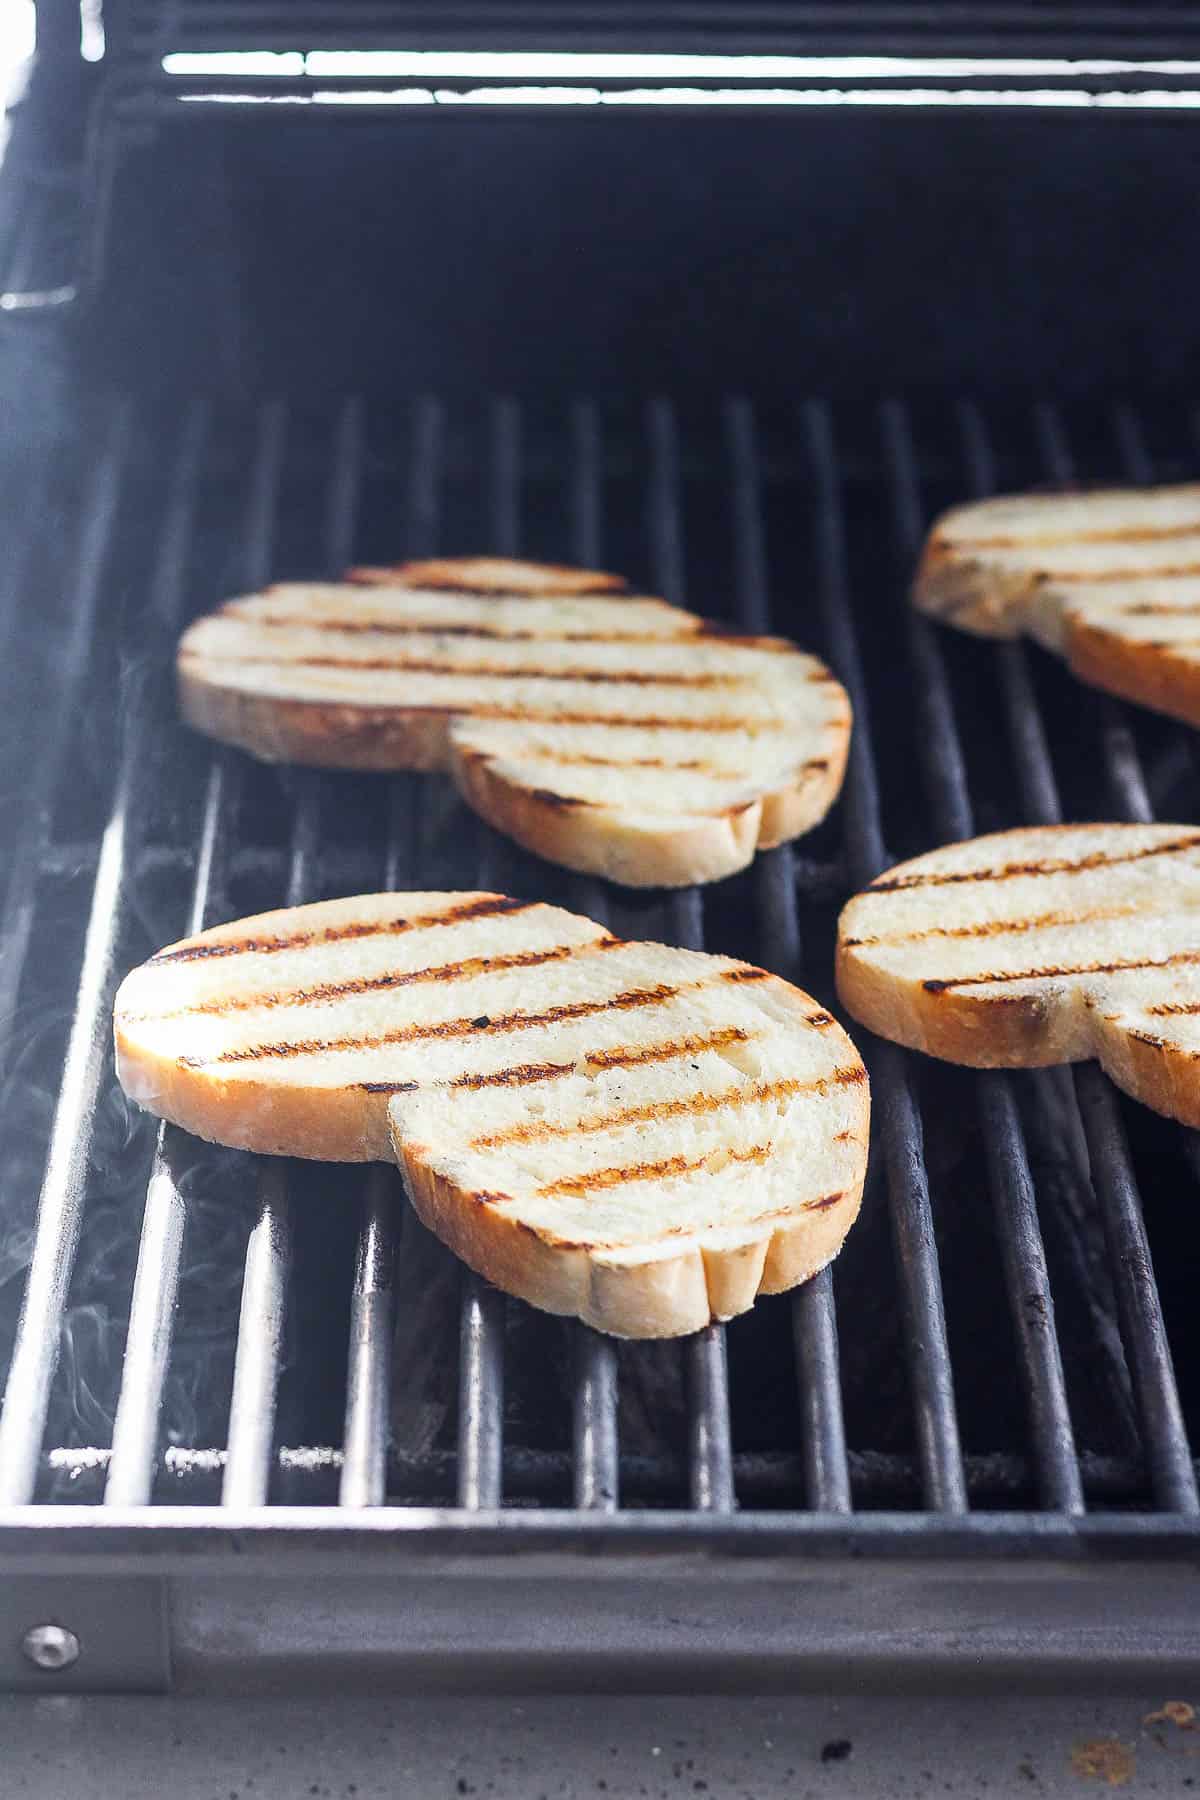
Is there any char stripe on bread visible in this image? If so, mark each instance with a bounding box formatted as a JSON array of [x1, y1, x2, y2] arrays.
[[178, 557, 851, 888], [183, 651, 746, 688], [148, 894, 529, 963], [115, 890, 870, 1337], [836, 823, 1200, 1131], [194, 978, 712, 1067], [871, 832, 1200, 891], [470, 1065, 866, 1149], [913, 483, 1200, 731], [127, 933, 620, 1022]]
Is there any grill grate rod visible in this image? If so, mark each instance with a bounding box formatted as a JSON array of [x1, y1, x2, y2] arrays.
[[1026, 405, 1198, 1515], [882, 401, 1084, 1515], [220, 399, 298, 1510], [105, 799, 237, 1505], [567, 401, 620, 1514], [320, 393, 404, 1512], [456, 396, 514, 1510], [648, 397, 735, 1514], [804, 398, 967, 1513], [105, 405, 234, 1507], [0, 401, 171, 1506], [340, 1166, 399, 1507], [0, 401, 133, 1081], [726, 398, 851, 1512]]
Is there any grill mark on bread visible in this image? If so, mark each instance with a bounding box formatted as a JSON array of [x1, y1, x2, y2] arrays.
[[1116, 601, 1200, 618], [346, 568, 629, 596], [225, 614, 689, 645], [841, 903, 1139, 951], [469, 1065, 866, 1150], [195, 977, 720, 1068], [536, 1141, 773, 1199], [944, 519, 1200, 551], [871, 834, 1200, 893], [502, 749, 716, 774], [132, 934, 620, 1021], [922, 947, 1200, 993], [363, 1025, 766, 1094], [183, 650, 746, 688], [148, 895, 529, 965]]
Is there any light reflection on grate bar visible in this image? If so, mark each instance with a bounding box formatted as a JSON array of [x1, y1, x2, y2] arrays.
[[726, 397, 851, 1513], [883, 400, 1083, 1515], [0, 401, 134, 1084], [803, 398, 968, 1513], [340, 1165, 399, 1507], [105, 764, 232, 1508], [0, 402, 154, 1506], [104, 402, 232, 1506]]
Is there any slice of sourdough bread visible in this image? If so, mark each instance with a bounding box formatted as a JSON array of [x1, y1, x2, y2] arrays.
[[177, 557, 851, 888], [836, 822, 1200, 1127], [114, 891, 869, 1337], [914, 483, 1200, 729]]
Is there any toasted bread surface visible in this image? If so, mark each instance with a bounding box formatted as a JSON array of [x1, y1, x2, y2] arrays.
[[178, 558, 851, 887], [914, 483, 1200, 729], [837, 823, 1200, 1127], [115, 891, 869, 1336]]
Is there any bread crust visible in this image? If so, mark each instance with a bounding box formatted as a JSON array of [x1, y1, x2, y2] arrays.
[[399, 1146, 863, 1338], [179, 667, 451, 772]]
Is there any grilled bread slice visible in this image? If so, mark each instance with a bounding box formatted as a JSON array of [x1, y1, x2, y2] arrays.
[[114, 891, 869, 1337], [836, 822, 1200, 1127], [914, 483, 1200, 729], [177, 557, 851, 888]]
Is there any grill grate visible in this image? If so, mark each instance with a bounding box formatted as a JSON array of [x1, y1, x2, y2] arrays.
[[0, 391, 1197, 1531]]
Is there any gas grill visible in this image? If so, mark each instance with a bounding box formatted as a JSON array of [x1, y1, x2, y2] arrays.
[[1, 2, 1199, 1698]]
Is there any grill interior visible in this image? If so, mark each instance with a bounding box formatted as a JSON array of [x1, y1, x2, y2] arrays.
[[0, 389, 1197, 1523]]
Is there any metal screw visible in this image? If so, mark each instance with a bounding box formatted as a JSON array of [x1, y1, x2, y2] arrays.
[[21, 1624, 80, 1672]]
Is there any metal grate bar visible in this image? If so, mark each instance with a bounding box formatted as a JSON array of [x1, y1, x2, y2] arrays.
[[573, 1325, 619, 1512], [644, 396, 735, 1514], [0, 401, 167, 1505], [105, 768, 229, 1507], [490, 396, 521, 559], [0, 400, 133, 1077], [326, 395, 366, 575], [407, 396, 443, 562], [222, 1160, 292, 1508], [565, 400, 620, 1514], [1028, 404, 1199, 1515], [570, 399, 603, 572], [727, 398, 851, 1512], [321, 394, 403, 1511], [220, 401, 299, 1509], [884, 402, 1083, 1514], [458, 1277, 505, 1508], [340, 1166, 399, 1507], [456, 397, 515, 1511], [804, 398, 967, 1512]]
